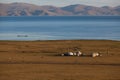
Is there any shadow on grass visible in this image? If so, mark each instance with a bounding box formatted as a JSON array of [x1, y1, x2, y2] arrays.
[[54, 54, 92, 57], [0, 61, 119, 66]]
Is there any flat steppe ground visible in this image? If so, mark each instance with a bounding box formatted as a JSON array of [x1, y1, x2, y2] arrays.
[[0, 40, 120, 80]]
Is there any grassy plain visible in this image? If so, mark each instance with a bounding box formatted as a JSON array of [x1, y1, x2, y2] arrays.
[[0, 40, 120, 80]]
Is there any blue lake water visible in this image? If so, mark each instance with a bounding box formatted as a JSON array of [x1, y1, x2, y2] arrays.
[[0, 16, 120, 40]]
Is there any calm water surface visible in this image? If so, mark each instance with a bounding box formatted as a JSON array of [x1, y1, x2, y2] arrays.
[[0, 16, 120, 40]]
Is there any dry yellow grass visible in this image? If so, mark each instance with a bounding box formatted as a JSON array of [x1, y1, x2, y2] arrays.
[[0, 40, 120, 80]]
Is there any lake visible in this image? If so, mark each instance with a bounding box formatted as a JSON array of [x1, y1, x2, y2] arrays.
[[0, 16, 120, 40]]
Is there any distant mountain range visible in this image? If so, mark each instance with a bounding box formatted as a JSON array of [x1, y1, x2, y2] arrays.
[[0, 2, 120, 16]]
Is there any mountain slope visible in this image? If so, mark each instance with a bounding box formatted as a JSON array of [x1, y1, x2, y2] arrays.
[[62, 4, 120, 15], [0, 3, 120, 16]]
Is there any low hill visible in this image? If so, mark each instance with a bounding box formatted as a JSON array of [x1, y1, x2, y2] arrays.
[[0, 3, 120, 16]]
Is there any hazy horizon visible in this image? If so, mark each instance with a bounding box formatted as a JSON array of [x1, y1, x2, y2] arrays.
[[0, 0, 120, 7]]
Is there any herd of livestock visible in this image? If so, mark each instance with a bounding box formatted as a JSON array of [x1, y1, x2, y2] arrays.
[[61, 51, 102, 57]]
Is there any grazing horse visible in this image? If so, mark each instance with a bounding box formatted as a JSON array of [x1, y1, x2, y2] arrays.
[[61, 51, 82, 56], [92, 52, 102, 57], [61, 52, 74, 56], [76, 51, 82, 56]]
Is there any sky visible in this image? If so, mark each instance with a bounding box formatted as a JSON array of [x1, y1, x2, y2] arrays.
[[0, 0, 120, 7]]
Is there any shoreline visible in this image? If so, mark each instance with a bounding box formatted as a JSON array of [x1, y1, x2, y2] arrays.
[[0, 39, 119, 41]]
